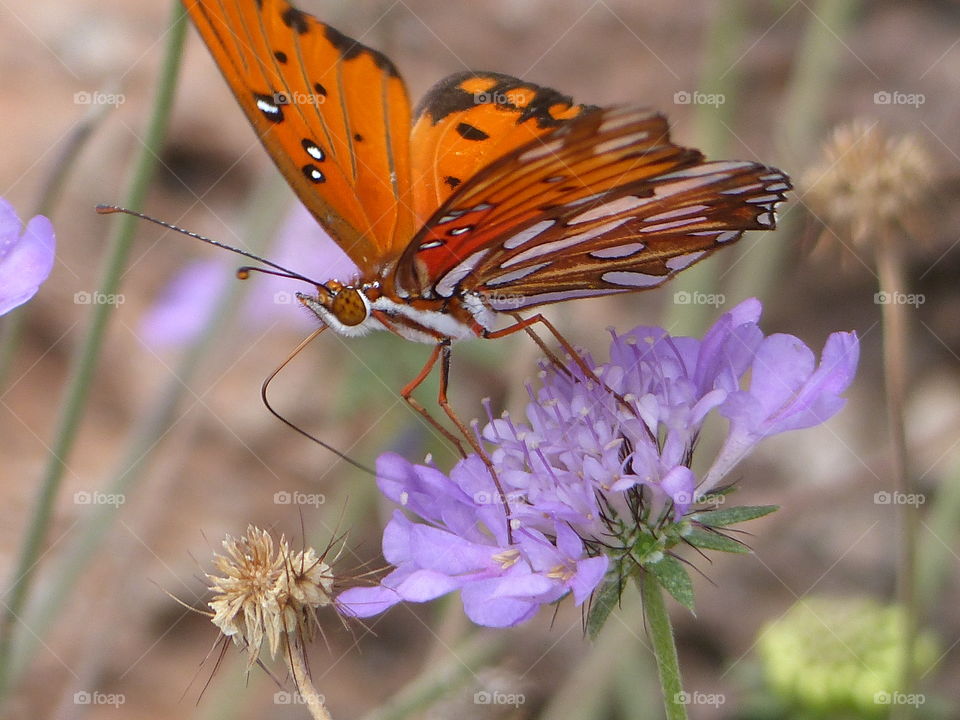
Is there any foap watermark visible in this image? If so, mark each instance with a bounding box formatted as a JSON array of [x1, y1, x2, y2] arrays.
[[873, 90, 925, 108], [74, 490, 125, 507], [675, 690, 726, 707], [275, 690, 326, 706], [674, 90, 725, 107], [473, 690, 525, 707], [74, 291, 125, 306], [272, 90, 326, 107], [473, 90, 529, 106], [874, 291, 924, 307], [874, 691, 925, 707], [74, 90, 125, 107], [274, 490, 326, 507], [874, 490, 925, 507], [473, 491, 520, 507], [674, 490, 725, 506], [674, 290, 725, 307], [73, 691, 125, 707], [477, 290, 525, 310]]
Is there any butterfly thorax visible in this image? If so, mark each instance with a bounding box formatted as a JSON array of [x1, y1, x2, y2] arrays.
[[296, 277, 494, 344]]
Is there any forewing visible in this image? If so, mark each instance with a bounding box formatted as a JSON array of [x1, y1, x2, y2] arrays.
[[183, 0, 415, 270]]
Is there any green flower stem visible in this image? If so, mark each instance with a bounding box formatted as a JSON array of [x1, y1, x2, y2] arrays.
[[640, 570, 688, 720], [0, 3, 187, 702], [876, 229, 918, 720], [10, 171, 291, 685], [729, 0, 861, 300]]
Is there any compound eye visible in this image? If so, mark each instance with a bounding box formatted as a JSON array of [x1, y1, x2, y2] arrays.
[[330, 287, 368, 326]]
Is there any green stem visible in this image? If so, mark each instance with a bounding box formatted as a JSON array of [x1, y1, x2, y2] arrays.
[[876, 230, 918, 719], [640, 570, 687, 720], [9, 173, 291, 685], [0, 3, 187, 702]]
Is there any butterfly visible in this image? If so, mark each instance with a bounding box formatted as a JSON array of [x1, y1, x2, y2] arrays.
[[181, 0, 790, 451]]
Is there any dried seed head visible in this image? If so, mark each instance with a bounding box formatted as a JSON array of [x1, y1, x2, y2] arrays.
[[207, 526, 333, 669], [802, 120, 935, 247]]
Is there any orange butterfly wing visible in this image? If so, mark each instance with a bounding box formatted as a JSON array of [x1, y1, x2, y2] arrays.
[[182, 0, 415, 271], [410, 72, 593, 221], [396, 106, 789, 308]]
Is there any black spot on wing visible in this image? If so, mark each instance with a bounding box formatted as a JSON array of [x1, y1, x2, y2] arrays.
[[281, 6, 309, 34], [274, 50, 288, 63], [444, 176, 462, 189], [456, 122, 490, 141], [313, 82, 327, 97], [323, 25, 400, 77], [302, 164, 326, 183], [414, 71, 593, 129], [253, 92, 284, 123]]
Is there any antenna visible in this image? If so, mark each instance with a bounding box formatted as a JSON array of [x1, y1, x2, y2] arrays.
[[95, 204, 322, 288]]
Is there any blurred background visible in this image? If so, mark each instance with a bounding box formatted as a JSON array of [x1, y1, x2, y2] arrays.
[[1, 0, 958, 718]]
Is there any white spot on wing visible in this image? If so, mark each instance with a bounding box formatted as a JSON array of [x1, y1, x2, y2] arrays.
[[503, 220, 556, 249], [489, 287, 622, 310], [589, 242, 646, 259], [485, 261, 550, 286], [593, 131, 650, 155], [641, 216, 706, 233], [665, 251, 707, 271], [569, 195, 646, 225], [519, 139, 564, 162], [601, 271, 664, 288], [720, 183, 763, 195], [256, 98, 280, 116], [717, 231, 740, 243], [434, 249, 489, 297], [658, 161, 753, 180], [645, 204, 710, 222], [502, 218, 631, 268]]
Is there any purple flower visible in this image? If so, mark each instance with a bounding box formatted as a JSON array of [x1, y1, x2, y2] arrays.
[[337, 299, 859, 627], [141, 202, 357, 347], [336, 453, 608, 628], [486, 299, 858, 534], [0, 198, 55, 316]]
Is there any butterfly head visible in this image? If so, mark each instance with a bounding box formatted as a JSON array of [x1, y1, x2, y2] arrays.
[[296, 281, 378, 336]]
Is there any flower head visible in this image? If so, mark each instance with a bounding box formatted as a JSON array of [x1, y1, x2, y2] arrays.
[[339, 300, 859, 626], [207, 526, 334, 668], [0, 198, 55, 316], [802, 120, 934, 247]]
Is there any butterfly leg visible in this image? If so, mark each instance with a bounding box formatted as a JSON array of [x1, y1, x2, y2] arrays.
[[399, 342, 470, 458], [400, 339, 515, 543], [484, 313, 632, 411]]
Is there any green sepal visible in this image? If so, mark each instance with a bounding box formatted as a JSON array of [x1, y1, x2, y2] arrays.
[[690, 504, 778, 528], [647, 555, 695, 612], [683, 528, 749, 554], [585, 575, 623, 639]]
